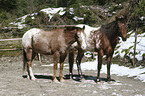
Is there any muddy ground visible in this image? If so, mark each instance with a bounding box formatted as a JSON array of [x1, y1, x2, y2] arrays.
[[0, 56, 145, 96]]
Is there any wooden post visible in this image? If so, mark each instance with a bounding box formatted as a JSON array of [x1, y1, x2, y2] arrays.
[[133, 27, 138, 67]]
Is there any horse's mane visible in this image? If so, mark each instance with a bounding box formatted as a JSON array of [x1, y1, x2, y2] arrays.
[[101, 20, 118, 40], [63, 26, 79, 44]]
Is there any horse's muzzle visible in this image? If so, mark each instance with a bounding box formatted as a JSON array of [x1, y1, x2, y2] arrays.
[[122, 36, 127, 41]]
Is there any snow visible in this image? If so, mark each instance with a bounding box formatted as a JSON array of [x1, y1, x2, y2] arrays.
[[140, 16, 145, 21], [10, 7, 84, 28], [73, 16, 84, 21], [115, 31, 145, 60], [73, 56, 145, 82], [40, 7, 65, 21], [10, 13, 37, 29]]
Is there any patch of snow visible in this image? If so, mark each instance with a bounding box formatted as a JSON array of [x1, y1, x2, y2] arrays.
[[73, 56, 145, 82], [40, 7, 65, 21], [140, 17, 145, 21], [93, 91, 98, 94], [69, 8, 74, 14], [135, 94, 143, 96], [31, 17, 35, 19], [41, 64, 53, 67], [112, 92, 121, 96], [10, 13, 37, 29], [73, 16, 84, 21]]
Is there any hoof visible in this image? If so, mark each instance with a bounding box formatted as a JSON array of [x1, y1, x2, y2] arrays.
[[31, 77, 36, 81], [97, 82, 101, 84], [108, 80, 114, 84], [70, 76, 73, 80], [69, 73, 73, 79], [60, 78, 65, 82], [80, 76, 83, 80], [80, 77, 85, 81], [53, 78, 58, 82], [97, 79, 100, 82], [26, 76, 36, 81]]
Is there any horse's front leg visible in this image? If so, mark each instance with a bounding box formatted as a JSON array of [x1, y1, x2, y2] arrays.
[[97, 50, 103, 82], [53, 52, 59, 82], [107, 56, 112, 81], [59, 53, 67, 82]]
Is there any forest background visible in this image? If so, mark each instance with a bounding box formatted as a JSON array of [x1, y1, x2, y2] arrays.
[[0, 0, 144, 31]]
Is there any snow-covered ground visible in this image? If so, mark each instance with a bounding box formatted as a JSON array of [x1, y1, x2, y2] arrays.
[[72, 56, 145, 82], [41, 56, 145, 83]]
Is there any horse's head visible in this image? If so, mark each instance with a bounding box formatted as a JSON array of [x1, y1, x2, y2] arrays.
[[76, 25, 87, 50], [116, 16, 127, 41]]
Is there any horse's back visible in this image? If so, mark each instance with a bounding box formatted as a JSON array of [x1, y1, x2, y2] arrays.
[[22, 28, 68, 54], [22, 28, 41, 49]]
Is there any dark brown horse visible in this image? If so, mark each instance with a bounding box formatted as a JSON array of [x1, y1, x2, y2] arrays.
[[22, 26, 85, 82], [69, 17, 127, 82]]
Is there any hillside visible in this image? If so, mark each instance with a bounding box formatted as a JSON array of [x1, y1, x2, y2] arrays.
[[0, 0, 144, 31]]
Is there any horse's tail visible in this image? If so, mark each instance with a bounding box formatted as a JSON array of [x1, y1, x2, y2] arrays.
[[22, 48, 27, 73]]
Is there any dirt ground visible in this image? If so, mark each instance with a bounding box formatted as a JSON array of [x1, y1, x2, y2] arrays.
[[0, 56, 145, 96]]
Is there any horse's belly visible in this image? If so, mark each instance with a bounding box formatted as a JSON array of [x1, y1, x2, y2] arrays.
[[33, 43, 53, 55]]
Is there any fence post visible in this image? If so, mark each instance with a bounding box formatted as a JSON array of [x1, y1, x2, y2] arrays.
[[133, 27, 138, 67]]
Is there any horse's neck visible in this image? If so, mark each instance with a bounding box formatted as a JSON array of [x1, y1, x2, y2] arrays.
[[64, 31, 76, 46], [104, 23, 119, 42]]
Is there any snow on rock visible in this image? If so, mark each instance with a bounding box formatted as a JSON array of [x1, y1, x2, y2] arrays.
[[10, 13, 37, 29], [40, 7, 65, 21], [10, 7, 84, 28]]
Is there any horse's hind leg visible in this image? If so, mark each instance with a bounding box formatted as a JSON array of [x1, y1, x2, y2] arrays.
[[76, 48, 84, 79], [59, 53, 67, 82], [69, 51, 74, 79], [26, 49, 36, 80]]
